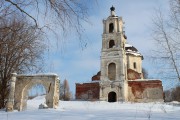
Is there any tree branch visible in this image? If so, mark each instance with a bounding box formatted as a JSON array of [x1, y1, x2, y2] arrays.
[[5, 0, 38, 27]]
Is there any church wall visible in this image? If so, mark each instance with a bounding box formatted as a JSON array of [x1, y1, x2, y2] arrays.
[[123, 81, 129, 101], [92, 71, 101, 81], [76, 82, 100, 100], [101, 57, 124, 81], [104, 18, 118, 33], [127, 55, 142, 73], [99, 81, 124, 101], [99, 87, 121, 101], [127, 69, 142, 80], [128, 80, 164, 102]]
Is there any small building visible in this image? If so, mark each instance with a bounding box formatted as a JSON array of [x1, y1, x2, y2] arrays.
[[75, 6, 163, 102]]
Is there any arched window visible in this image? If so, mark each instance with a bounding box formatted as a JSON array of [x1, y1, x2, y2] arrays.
[[133, 62, 137, 69], [109, 23, 114, 33], [109, 40, 115, 48], [108, 63, 116, 80]]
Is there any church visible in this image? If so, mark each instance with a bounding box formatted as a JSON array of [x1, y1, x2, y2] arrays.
[[75, 6, 164, 102]]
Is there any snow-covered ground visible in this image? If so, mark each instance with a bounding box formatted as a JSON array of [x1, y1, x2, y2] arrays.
[[1, 96, 180, 120]]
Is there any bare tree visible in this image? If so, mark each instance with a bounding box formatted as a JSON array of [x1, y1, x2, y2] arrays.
[[171, 86, 180, 101], [164, 90, 172, 102], [142, 68, 148, 79], [164, 85, 180, 102], [59, 83, 64, 100], [64, 79, 71, 100], [0, 15, 44, 109], [2, 0, 97, 47], [152, 0, 180, 83], [60, 79, 71, 101]]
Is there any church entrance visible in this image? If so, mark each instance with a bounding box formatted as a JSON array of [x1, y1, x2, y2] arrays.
[[108, 92, 117, 102]]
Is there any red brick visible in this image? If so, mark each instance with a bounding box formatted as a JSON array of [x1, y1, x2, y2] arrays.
[[128, 80, 163, 99], [76, 82, 100, 100]]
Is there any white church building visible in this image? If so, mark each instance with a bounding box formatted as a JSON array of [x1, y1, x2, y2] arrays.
[[76, 6, 164, 102]]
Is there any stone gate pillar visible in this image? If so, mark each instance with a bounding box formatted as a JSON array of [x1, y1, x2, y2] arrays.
[[6, 73, 17, 112]]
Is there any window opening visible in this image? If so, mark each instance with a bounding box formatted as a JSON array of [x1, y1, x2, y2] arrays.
[[109, 23, 114, 33], [109, 40, 115, 48]]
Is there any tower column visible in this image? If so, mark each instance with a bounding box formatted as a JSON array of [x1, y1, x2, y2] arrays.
[[6, 73, 17, 112], [100, 6, 127, 102]]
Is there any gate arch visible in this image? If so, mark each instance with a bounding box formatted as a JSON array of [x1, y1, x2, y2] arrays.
[[6, 74, 60, 111], [28, 83, 46, 98], [21, 81, 49, 111]]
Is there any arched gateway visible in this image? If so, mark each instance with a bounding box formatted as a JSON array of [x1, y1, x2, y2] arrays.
[[6, 73, 60, 111]]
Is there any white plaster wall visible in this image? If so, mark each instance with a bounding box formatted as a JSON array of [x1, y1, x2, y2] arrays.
[[127, 55, 142, 73], [99, 81, 124, 101], [12, 75, 59, 111]]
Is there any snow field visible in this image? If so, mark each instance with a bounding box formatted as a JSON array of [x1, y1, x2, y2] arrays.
[[1, 95, 180, 120]]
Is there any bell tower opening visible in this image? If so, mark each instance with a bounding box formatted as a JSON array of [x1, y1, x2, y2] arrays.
[[109, 40, 115, 48], [109, 23, 114, 33], [108, 92, 117, 102], [108, 63, 116, 80]]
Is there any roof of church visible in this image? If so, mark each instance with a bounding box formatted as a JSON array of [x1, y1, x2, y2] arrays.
[[125, 44, 143, 59]]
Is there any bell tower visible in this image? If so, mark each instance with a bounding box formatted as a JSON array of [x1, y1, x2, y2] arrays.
[[99, 6, 128, 101]]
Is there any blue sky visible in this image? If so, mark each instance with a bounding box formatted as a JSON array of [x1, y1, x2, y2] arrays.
[[43, 0, 170, 96]]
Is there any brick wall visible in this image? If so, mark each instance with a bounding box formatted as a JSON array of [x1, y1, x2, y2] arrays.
[[127, 69, 142, 80], [128, 80, 164, 102], [76, 82, 100, 100], [92, 71, 101, 81]]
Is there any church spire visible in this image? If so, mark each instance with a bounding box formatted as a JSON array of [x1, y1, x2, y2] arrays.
[[110, 5, 116, 16], [110, 5, 115, 11]]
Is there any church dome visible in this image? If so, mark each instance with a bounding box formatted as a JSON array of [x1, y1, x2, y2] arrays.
[[110, 6, 115, 11], [125, 44, 138, 52], [125, 43, 143, 59]]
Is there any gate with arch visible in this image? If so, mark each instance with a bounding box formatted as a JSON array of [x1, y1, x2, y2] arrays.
[[6, 73, 60, 111]]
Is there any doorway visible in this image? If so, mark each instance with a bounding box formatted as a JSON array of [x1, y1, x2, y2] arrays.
[[108, 91, 117, 102]]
